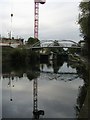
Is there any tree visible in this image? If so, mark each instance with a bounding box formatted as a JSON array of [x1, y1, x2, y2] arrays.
[[78, 1, 90, 36], [78, 1, 90, 57], [27, 37, 40, 45]]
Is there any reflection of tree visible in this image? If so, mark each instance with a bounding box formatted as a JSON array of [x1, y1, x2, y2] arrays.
[[67, 60, 79, 69], [75, 84, 87, 117], [52, 59, 64, 73], [2, 59, 40, 79], [66, 56, 88, 118], [68, 54, 89, 117], [2, 62, 12, 74], [75, 63, 88, 118], [46, 61, 52, 69], [40, 64, 44, 71], [27, 71, 40, 81]]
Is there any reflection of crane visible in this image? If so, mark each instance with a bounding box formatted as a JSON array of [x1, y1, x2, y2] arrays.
[[33, 78, 44, 119], [33, 0, 46, 119]]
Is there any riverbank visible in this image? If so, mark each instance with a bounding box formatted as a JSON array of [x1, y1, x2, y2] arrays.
[[2, 46, 40, 65], [78, 60, 90, 119], [78, 86, 89, 119], [69, 54, 89, 119]]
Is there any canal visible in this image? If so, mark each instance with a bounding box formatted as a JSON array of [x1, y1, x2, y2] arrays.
[[2, 57, 86, 118]]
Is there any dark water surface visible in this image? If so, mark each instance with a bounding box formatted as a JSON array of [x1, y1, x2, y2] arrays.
[[2, 60, 84, 118]]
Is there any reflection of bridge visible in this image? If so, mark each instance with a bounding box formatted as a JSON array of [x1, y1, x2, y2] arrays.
[[1, 71, 77, 78], [27, 40, 81, 49], [1, 70, 78, 84]]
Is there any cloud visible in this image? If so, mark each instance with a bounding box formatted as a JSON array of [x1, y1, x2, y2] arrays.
[[39, 2, 81, 41], [0, 0, 82, 42]]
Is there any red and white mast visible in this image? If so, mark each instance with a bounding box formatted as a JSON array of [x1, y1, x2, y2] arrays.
[[34, 2, 39, 39], [34, 0, 46, 39]]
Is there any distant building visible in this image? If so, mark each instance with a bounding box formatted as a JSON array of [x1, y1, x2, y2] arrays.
[[0, 37, 24, 48]]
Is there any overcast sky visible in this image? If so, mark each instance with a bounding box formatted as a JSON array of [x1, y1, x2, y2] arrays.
[[0, 0, 83, 42]]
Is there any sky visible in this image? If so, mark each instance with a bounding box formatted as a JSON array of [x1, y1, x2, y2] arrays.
[[0, 0, 83, 42]]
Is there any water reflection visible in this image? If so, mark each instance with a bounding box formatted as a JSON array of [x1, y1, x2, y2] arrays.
[[75, 65, 88, 118], [2, 58, 86, 118]]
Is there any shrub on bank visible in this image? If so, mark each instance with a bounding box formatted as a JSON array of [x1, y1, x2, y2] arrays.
[[9, 48, 40, 66], [10, 48, 26, 65], [2, 46, 40, 66]]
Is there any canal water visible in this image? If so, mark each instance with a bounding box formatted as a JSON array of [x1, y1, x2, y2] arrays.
[[2, 59, 84, 118]]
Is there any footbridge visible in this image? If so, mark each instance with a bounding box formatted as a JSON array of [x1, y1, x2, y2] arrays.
[[27, 40, 81, 49]]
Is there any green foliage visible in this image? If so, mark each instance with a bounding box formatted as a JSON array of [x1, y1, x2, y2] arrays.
[[78, 1, 90, 36], [79, 2, 90, 13], [27, 71, 39, 81], [26, 50, 40, 63], [78, 16, 89, 36], [27, 37, 39, 45], [78, 1, 90, 57], [2, 46, 14, 63], [68, 48, 75, 54], [10, 48, 26, 65]]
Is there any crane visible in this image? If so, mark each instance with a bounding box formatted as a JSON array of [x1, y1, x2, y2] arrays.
[[34, 0, 46, 39], [33, 0, 46, 119]]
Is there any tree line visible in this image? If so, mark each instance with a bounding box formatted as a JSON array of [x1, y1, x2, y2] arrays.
[[78, 1, 90, 58]]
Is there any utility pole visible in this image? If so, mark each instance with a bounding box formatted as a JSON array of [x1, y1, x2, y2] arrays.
[[10, 13, 13, 39]]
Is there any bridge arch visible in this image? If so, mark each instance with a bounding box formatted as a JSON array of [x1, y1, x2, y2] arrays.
[[59, 40, 78, 45], [29, 39, 80, 49]]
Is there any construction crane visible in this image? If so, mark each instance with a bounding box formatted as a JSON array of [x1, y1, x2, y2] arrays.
[[33, 0, 46, 119], [34, 0, 46, 39]]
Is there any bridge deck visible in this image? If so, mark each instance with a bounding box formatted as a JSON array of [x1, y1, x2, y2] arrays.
[[28, 46, 81, 49]]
